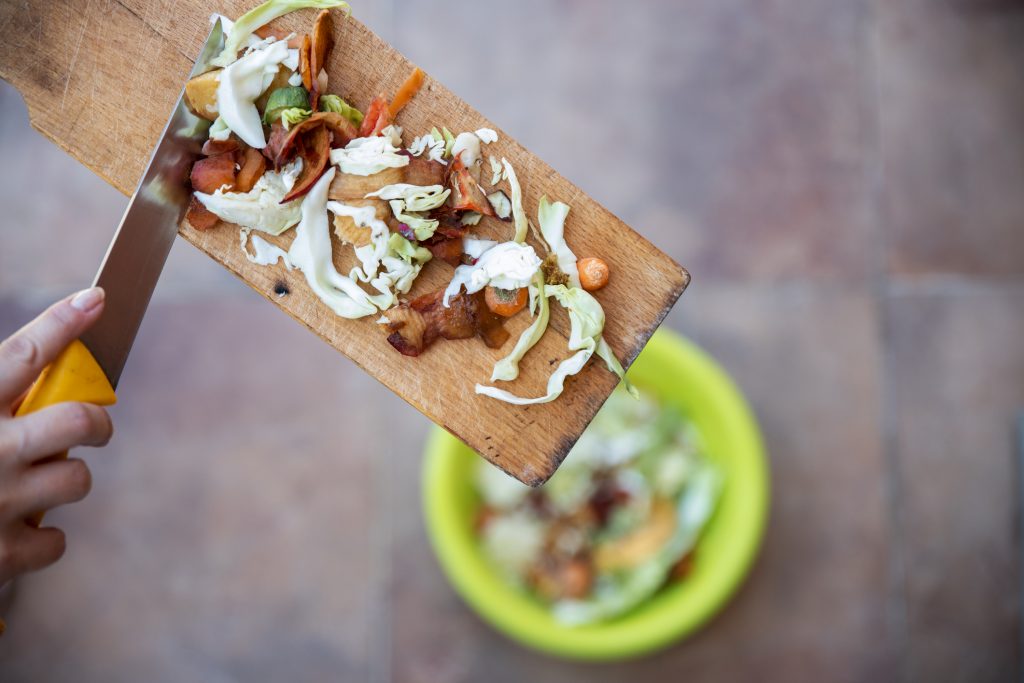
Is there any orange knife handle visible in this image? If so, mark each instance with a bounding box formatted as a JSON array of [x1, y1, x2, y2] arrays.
[[14, 339, 117, 526], [16, 339, 117, 415]]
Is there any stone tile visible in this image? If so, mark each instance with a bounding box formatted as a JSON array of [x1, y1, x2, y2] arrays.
[[885, 283, 1024, 681], [876, 1, 1024, 277], [392, 0, 876, 283], [0, 294, 389, 682], [389, 284, 894, 682]]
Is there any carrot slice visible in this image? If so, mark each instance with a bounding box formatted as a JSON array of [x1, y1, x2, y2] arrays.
[[485, 286, 528, 317], [388, 67, 425, 118]]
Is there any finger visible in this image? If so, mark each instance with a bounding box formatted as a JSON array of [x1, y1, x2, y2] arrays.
[[6, 458, 92, 518], [0, 288, 105, 406], [0, 402, 112, 466], [0, 526, 65, 581]]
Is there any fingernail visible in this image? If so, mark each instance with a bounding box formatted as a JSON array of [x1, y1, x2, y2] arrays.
[[70, 287, 105, 312]]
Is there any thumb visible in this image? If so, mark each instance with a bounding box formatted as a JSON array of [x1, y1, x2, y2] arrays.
[[0, 288, 105, 407]]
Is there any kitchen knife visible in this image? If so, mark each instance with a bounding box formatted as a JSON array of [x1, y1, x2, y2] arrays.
[[13, 23, 227, 510]]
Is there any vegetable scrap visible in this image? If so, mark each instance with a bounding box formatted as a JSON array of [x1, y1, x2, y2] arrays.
[[184, 0, 627, 406], [475, 390, 721, 624]]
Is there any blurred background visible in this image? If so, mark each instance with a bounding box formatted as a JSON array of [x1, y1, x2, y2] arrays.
[[1, 0, 1023, 680]]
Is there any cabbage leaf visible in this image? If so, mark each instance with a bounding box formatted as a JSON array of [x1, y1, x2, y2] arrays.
[[552, 464, 720, 625], [319, 94, 364, 126], [195, 168, 302, 235], [330, 135, 410, 176], [476, 285, 602, 405], [489, 273, 550, 383], [537, 195, 581, 288], [501, 158, 528, 243], [287, 168, 379, 318], [213, 0, 349, 68], [216, 39, 291, 147]]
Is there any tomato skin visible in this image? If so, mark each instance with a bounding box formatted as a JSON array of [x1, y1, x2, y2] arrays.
[[485, 286, 528, 317], [359, 95, 392, 138]]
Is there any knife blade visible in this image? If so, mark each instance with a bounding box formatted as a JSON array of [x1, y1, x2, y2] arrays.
[[80, 21, 225, 386], [10, 22, 227, 520]]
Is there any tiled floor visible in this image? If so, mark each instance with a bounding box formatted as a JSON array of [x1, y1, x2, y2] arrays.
[[1, 1, 1022, 681]]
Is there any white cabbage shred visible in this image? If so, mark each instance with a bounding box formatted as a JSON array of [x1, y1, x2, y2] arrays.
[[216, 38, 291, 148], [199, 3, 630, 407], [501, 158, 528, 243], [195, 163, 304, 235], [442, 242, 542, 307], [286, 168, 379, 318], [212, 0, 349, 68], [408, 133, 446, 163], [475, 199, 634, 403], [330, 135, 410, 176]]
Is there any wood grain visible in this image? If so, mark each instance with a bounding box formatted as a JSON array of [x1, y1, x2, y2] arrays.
[[0, 1, 689, 485]]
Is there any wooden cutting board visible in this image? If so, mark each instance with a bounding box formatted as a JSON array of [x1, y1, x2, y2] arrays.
[[0, 1, 689, 485]]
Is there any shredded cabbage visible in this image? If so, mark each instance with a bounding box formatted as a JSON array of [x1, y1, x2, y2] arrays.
[[216, 39, 291, 147], [195, 166, 303, 235], [280, 107, 312, 130], [451, 132, 482, 167], [388, 201, 439, 241], [409, 133, 446, 163], [330, 135, 410, 176], [324, 198, 432, 310], [212, 0, 349, 68], [241, 231, 292, 266], [283, 47, 300, 71], [443, 242, 541, 307], [489, 155, 502, 185], [537, 195, 581, 288], [489, 272, 550, 382], [280, 157, 304, 190], [481, 512, 546, 582], [553, 464, 720, 625], [442, 127, 456, 158], [476, 285, 604, 405], [379, 124, 404, 148], [327, 200, 390, 280], [388, 233, 432, 264], [287, 168, 379, 318], [463, 238, 498, 260], [319, 94, 363, 126], [365, 184, 450, 212], [597, 337, 638, 398], [451, 129, 497, 168], [501, 158, 528, 243], [366, 184, 450, 241], [208, 116, 231, 141], [475, 128, 498, 144]]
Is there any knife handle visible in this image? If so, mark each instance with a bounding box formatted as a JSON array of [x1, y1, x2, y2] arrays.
[[14, 339, 117, 526]]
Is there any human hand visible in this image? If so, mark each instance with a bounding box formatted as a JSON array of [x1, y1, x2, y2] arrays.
[[0, 288, 113, 586]]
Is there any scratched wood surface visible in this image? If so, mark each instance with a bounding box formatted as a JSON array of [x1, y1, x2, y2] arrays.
[[0, 1, 688, 485]]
